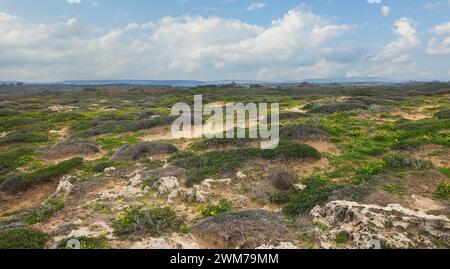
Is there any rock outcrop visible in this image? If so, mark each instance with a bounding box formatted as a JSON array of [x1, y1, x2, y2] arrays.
[[311, 200, 450, 249]]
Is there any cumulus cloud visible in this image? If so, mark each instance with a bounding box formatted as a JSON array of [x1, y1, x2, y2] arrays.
[[346, 18, 421, 78], [0, 9, 357, 81], [427, 22, 450, 55], [247, 3, 267, 11], [374, 18, 420, 61]]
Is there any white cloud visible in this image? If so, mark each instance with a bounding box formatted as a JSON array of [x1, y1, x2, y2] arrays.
[[367, 0, 382, 4], [427, 22, 450, 55], [67, 0, 81, 4], [247, 3, 267, 11], [374, 18, 420, 61], [381, 5, 390, 16], [346, 18, 421, 78], [0, 9, 357, 81]]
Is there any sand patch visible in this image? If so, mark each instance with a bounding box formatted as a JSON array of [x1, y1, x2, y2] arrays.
[[0, 180, 58, 213]]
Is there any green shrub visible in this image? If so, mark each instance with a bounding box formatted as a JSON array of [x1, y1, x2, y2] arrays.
[[335, 231, 351, 244], [354, 155, 432, 183], [44, 112, 84, 123], [280, 124, 328, 140], [383, 154, 432, 171], [0, 109, 20, 117], [434, 109, 450, 120], [112, 206, 184, 236], [191, 138, 254, 150], [270, 167, 297, 190], [279, 112, 310, 120], [0, 158, 83, 192], [0, 132, 48, 146], [0, 147, 36, 175], [269, 192, 291, 205], [435, 181, 450, 201], [283, 177, 338, 215], [25, 197, 66, 224], [383, 183, 408, 195], [57, 236, 111, 249], [96, 135, 139, 150], [0, 117, 35, 131], [259, 141, 322, 160], [200, 201, 232, 218], [0, 228, 47, 249], [308, 102, 368, 114]]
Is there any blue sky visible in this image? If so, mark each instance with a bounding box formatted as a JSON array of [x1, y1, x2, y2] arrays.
[[0, 0, 449, 81]]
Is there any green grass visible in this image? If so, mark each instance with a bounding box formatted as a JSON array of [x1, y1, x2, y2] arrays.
[[200, 200, 232, 218], [96, 134, 139, 150], [435, 181, 449, 201], [0, 228, 47, 249], [335, 232, 351, 244], [25, 197, 66, 224], [0, 147, 36, 175], [383, 183, 408, 195], [112, 206, 185, 236]]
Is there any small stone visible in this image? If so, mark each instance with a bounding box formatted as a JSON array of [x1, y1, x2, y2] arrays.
[[236, 172, 247, 180]]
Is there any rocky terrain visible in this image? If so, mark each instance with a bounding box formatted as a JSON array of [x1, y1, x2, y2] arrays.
[[0, 83, 449, 249]]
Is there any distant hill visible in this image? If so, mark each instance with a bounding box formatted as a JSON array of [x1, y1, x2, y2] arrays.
[[62, 77, 407, 86], [2, 77, 441, 87], [62, 80, 207, 87]]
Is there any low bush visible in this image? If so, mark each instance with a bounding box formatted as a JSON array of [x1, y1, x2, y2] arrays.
[[0, 147, 35, 175], [383, 154, 432, 171], [0, 228, 47, 249], [112, 206, 184, 236], [283, 177, 338, 215], [269, 192, 291, 205], [111, 142, 178, 161], [41, 140, 100, 159], [25, 197, 66, 224], [259, 141, 322, 160], [383, 183, 408, 195], [279, 112, 310, 120], [200, 200, 232, 218], [96, 135, 139, 150], [0, 132, 48, 146], [308, 102, 368, 114], [354, 154, 432, 183], [434, 109, 450, 120], [0, 117, 35, 131], [280, 124, 329, 140], [335, 231, 351, 244], [270, 167, 298, 190], [0, 109, 20, 117], [435, 181, 449, 201], [0, 158, 83, 192]]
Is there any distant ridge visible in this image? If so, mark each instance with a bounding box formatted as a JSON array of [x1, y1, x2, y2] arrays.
[[62, 77, 409, 86], [1, 77, 442, 87]]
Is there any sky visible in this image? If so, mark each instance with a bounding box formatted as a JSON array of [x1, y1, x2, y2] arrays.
[[0, 0, 449, 82]]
